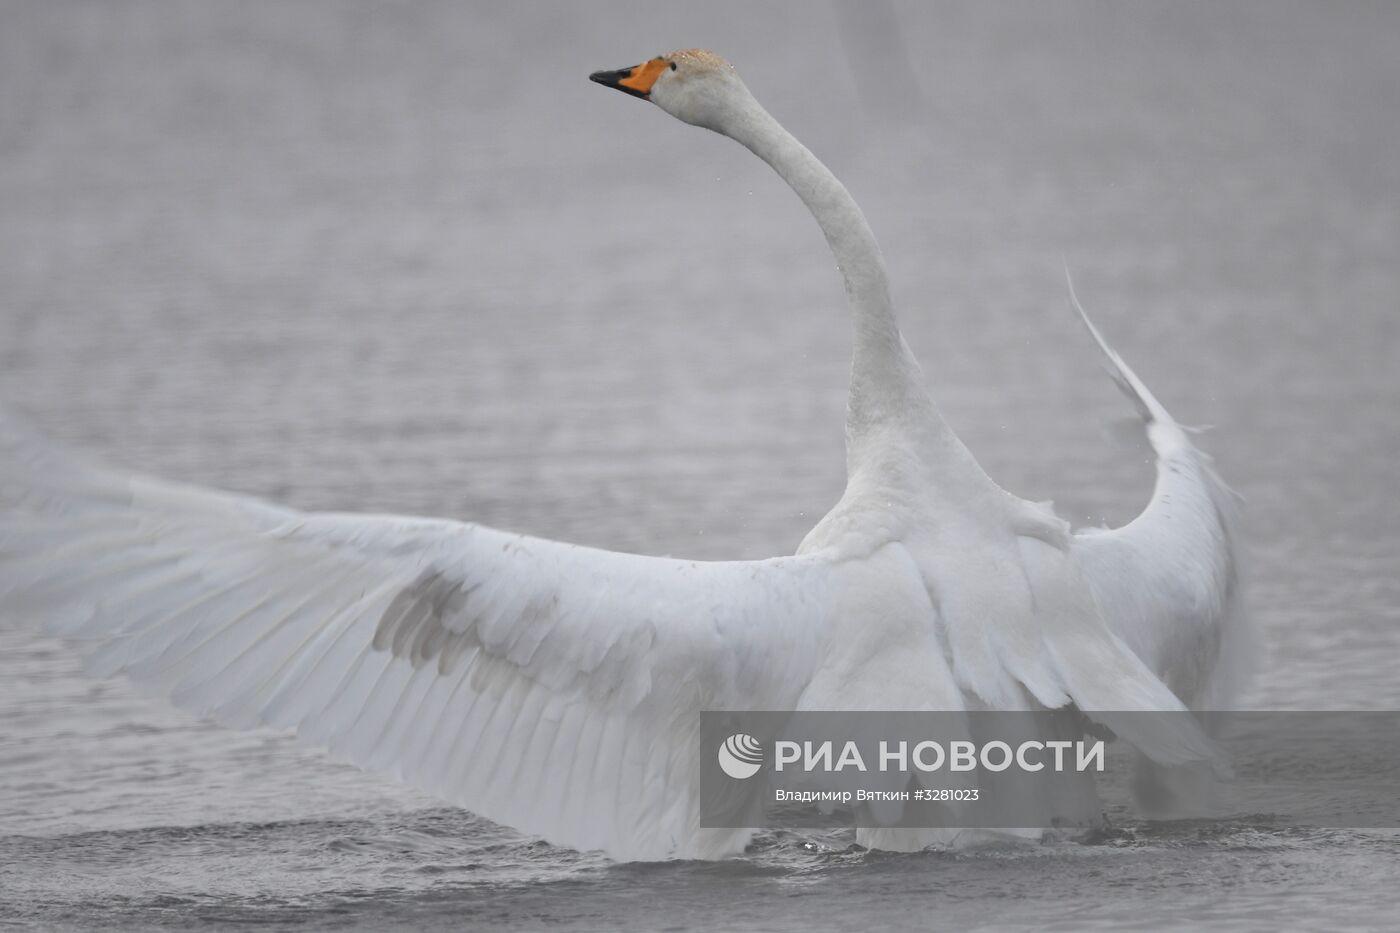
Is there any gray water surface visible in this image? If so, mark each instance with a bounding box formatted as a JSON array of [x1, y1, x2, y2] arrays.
[[2, 2, 1398, 929]]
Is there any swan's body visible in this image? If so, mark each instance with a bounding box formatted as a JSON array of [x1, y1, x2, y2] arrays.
[[0, 50, 1247, 860]]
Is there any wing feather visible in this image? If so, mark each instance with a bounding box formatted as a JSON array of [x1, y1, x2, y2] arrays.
[[0, 420, 835, 860], [1062, 273, 1253, 710]]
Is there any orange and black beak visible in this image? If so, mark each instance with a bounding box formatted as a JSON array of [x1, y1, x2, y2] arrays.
[[589, 58, 669, 100]]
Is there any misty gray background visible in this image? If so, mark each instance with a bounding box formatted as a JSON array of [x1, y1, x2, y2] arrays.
[[1, 1, 1398, 930]]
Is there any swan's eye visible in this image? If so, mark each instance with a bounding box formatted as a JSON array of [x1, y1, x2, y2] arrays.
[[669, 61, 677, 71]]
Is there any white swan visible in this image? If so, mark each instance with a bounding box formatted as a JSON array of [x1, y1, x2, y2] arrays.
[[0, 49, 1246, 860]]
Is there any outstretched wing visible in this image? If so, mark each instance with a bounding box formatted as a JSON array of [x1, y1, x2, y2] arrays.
[[0, 420, 836, 860], [1064, 276, 1253, 711]]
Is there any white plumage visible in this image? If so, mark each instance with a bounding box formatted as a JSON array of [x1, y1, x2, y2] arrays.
[[0, 49, 1249, 860]]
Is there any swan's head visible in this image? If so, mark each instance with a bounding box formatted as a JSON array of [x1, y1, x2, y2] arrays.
[[589, 49, 752, 133]]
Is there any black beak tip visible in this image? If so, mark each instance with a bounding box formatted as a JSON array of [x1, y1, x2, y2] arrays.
[[589, 68, 629, 86], [589, 67, 649, 99]]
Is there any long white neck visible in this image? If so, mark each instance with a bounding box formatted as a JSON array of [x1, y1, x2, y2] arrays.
[[718, 96, 951, 477]]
